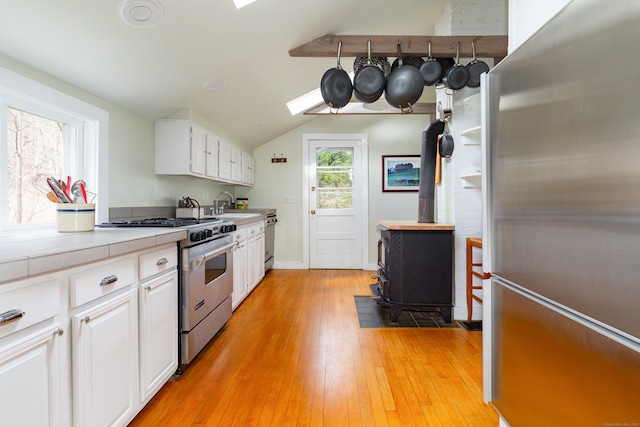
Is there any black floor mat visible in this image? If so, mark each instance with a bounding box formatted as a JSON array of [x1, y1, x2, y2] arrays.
[[459, 321, 482, 331], [354, 296, 458, 328]]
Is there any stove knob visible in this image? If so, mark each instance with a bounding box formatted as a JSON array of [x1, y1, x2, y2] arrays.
[[206, 229, 213, 238], [190, 232, 199, 242]]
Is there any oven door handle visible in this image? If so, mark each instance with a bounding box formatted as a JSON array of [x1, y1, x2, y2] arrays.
[[192, 241, 239, 271]]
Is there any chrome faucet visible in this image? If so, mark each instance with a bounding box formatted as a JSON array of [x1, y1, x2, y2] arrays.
[[214, 191, 235, 215]]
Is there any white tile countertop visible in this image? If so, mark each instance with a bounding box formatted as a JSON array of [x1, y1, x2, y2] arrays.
[[0, 227, 186, 285]]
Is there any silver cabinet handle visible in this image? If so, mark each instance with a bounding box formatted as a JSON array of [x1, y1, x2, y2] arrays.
[[156, 257, 169, 266], [81, 316, 91, 323], [100, 275, 118, 286], [53, 328, 64, 336], [0, 309, 24, 325]]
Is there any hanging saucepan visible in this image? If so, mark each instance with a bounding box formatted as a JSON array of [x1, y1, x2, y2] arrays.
[[391, 56, 424, 70], [439, 133, 455, 158], [443, 42, 470, 90], [419, 40, 442, 86], [385, 41, 424, 113], [466, 40, 489, 88], [353, 39, 386, 103], [434, 57, 455, 87], [320, 40, 353, 110]]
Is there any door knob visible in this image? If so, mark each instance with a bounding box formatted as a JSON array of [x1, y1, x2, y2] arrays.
[[311, 186, 316, 191], [310, 210, 316, 215]]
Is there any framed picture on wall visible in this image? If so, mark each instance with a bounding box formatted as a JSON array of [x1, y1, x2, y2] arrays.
[[382, 155, 421, 192]]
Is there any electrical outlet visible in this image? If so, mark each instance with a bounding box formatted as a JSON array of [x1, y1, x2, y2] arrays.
[[285, 195, 296, 203]]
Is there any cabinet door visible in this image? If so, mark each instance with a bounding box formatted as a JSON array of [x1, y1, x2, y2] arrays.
[[190, 125, 207, 175], [0, 325, 62, 427], [232, 242, 248, 310], [241, 152, 254, 185], [72, 289, 137, 427], [218, 140, 231, 181], [139, 271, 178, 403], [205, 135, 219, 179], [230, 146, 242, 183], [247, 236, 258, 291]]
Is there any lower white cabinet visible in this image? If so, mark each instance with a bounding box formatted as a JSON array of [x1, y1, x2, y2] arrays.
[[0, 324, 63, 427], [72, 289, 138, 427], [138, 270, 178, 403], [232, 221, 266, 308]]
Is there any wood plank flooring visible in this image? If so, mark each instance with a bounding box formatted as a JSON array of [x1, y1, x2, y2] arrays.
[[129, 269, 498, 426]]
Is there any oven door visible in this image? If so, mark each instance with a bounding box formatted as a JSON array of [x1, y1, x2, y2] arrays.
[[181, 236, 236, 331]]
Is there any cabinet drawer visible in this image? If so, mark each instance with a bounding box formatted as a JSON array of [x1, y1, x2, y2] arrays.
[[0, 278, 60, 340], [247, 224, 259, 239], [255, 221, 265, 234], [232, 227, 248, 242], [70, 258, 135, 308], [139, 244, 178, 281]]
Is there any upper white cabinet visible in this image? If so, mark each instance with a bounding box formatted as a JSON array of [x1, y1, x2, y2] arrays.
[[155, 119, 254, 186], [241, 152, 254, 185]]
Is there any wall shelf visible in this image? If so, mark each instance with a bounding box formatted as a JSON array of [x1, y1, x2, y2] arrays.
[[461, 126, 481, 145], [461, 173, 482, 188]]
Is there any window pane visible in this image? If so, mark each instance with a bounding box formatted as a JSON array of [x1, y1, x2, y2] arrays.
[[7, 108, 63, 225], [316, 148, 354, 209]]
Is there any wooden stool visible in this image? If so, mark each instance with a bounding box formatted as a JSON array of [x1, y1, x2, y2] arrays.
[[466, 237, 490, 323]]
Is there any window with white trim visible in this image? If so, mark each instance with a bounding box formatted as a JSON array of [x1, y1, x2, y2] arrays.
[[0, 66, 108, 231]]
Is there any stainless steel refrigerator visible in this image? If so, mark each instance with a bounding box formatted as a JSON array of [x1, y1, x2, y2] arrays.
[[484, 0, 640, 425]]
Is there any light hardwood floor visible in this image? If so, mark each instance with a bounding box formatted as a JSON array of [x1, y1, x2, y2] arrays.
[[130, 269, 498, 426]]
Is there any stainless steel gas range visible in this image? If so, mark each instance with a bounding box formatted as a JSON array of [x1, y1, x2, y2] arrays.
[[100, 217, 237, 372]]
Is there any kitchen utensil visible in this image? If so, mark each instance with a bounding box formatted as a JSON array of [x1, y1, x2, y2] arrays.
[[80, 182, 88, 203], [466, 40, 489, 88], [384, 41, 424, 113], [320, 40, 353, 110], [443, 42, 470, 90], [353, 39, 385, 103], [353, 55, 390, 77], [70, 180, 87, 203], [47, 177, 72, 203], [391, 56, 424, 69], [419, 40, 442, 86], [439, 133, 455, 158], [435, 134, 442, 184], [47, 191, 59, 202]]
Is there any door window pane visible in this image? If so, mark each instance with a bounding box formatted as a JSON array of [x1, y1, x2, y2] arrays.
[[316, 148, 354, 209]]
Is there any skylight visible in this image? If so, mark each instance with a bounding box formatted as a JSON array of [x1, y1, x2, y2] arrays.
[[233, 0, 257, 9], [286, 72, 355, 115]]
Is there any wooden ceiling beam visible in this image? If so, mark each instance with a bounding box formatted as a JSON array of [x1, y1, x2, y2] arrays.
[[304, 102, 436, 115], [289, 34, 507, 60]]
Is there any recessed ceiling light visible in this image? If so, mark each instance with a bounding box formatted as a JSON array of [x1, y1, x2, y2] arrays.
[[118, 0, 164, 28], [204, 78, 228, 91]]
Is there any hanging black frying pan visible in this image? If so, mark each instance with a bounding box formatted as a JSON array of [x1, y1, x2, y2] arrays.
[[391, 56, 424, 70], [466, 40, 489, 88], [443, 42, 470, 90], [385, 41, 424, 113], [353, 39, 386, 103], [419, 40, 442, 86], [320, 40, 353, 110]]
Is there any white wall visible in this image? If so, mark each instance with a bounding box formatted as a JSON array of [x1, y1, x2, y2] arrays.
[[508, 0, 572, 52], [239, 114, 435, 269]]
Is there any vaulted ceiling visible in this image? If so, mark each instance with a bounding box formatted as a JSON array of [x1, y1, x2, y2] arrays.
[[0, 0, 453, 148]]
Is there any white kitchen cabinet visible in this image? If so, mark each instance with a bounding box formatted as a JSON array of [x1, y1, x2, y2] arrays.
[[218, 139, 231, 181], [230, 145, 242, 183], [156, 119, 220, 180], [232, 226, 248, 310], [241, 152, 254, 185], [72, 288, 138, 427], [0, 276, 64, 427], [138, 244, 178, 404], [247, 222, 265, 292], [0, 324, 64, 427]]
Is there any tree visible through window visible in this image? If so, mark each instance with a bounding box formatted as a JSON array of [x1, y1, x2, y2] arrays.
[[6, 108, 65, 225], [316, 148, 354, 209]]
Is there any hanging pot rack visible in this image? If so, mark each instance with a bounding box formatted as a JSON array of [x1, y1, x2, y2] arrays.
[[289, 34, 508, 62]]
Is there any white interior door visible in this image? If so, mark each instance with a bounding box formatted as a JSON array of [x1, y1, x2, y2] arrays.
[[305, 134, 367, 269]]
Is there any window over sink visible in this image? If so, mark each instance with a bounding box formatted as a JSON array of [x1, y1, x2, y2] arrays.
[[0, 65, 109, 231]]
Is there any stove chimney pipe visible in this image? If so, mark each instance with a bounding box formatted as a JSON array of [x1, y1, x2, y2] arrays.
[[418, 119, 445, 223]]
